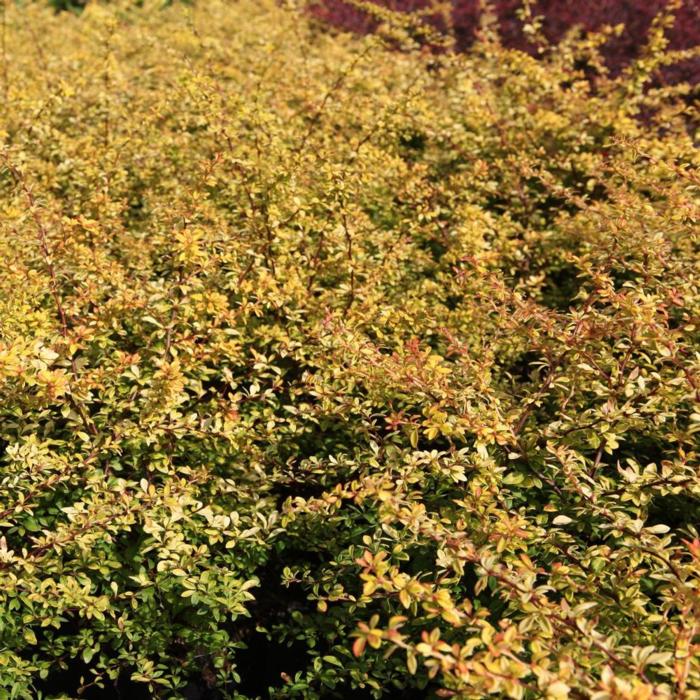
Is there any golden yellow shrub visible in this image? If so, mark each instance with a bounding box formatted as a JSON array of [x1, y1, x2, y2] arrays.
[[0, 0, 698, 697]]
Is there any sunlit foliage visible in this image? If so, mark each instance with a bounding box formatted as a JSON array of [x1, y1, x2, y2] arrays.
[[0, 0, 699, 697]]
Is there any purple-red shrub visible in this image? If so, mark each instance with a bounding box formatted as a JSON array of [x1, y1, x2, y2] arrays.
[[309, 0, 700, 83]]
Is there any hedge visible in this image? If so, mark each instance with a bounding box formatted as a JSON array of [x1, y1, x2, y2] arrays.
[[0, 0, 699, 698]]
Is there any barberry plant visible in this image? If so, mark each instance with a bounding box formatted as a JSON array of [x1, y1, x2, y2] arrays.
[[0, 0, 698, 698], [310, 0, 700, 84]]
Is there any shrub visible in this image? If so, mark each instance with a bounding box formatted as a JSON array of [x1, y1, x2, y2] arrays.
[[309, 0, 700, 84], [0, 0, 699, 697]]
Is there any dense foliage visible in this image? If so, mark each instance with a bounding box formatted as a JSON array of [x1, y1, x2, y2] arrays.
[[310, 0, 700, 85], [0, 1, 699, 697]]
